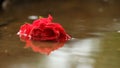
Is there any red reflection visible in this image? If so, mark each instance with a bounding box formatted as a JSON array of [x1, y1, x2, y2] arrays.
[[25, 40, 65, 55]]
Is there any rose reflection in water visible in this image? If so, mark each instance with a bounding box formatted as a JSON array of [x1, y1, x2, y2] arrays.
[[25, 40, 65, 55]]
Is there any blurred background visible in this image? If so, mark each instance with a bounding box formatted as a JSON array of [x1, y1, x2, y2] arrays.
[[0, 0, 120, 68]]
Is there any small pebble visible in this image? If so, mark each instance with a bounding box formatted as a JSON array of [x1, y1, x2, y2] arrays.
[[28, 15, 38, 20]]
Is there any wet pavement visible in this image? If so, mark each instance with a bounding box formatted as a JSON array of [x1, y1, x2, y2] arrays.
[[0, 0, 120, 68]]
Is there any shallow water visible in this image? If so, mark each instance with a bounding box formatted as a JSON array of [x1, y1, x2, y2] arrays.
[[0, 0, 120, 68]]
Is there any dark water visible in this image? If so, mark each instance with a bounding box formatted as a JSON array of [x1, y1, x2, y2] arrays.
[[0, 0, 120, 68]]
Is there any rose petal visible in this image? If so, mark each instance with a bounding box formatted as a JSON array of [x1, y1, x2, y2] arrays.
[[18, 23, 32, 40]]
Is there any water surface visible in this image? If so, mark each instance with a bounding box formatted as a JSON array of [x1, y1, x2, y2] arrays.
[[0, 0, 120, 68]]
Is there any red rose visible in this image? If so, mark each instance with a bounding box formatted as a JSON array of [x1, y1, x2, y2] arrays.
[[30, 23, 70, 42], [29, 15, 70, 42], [17, 15, 71, 54]]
